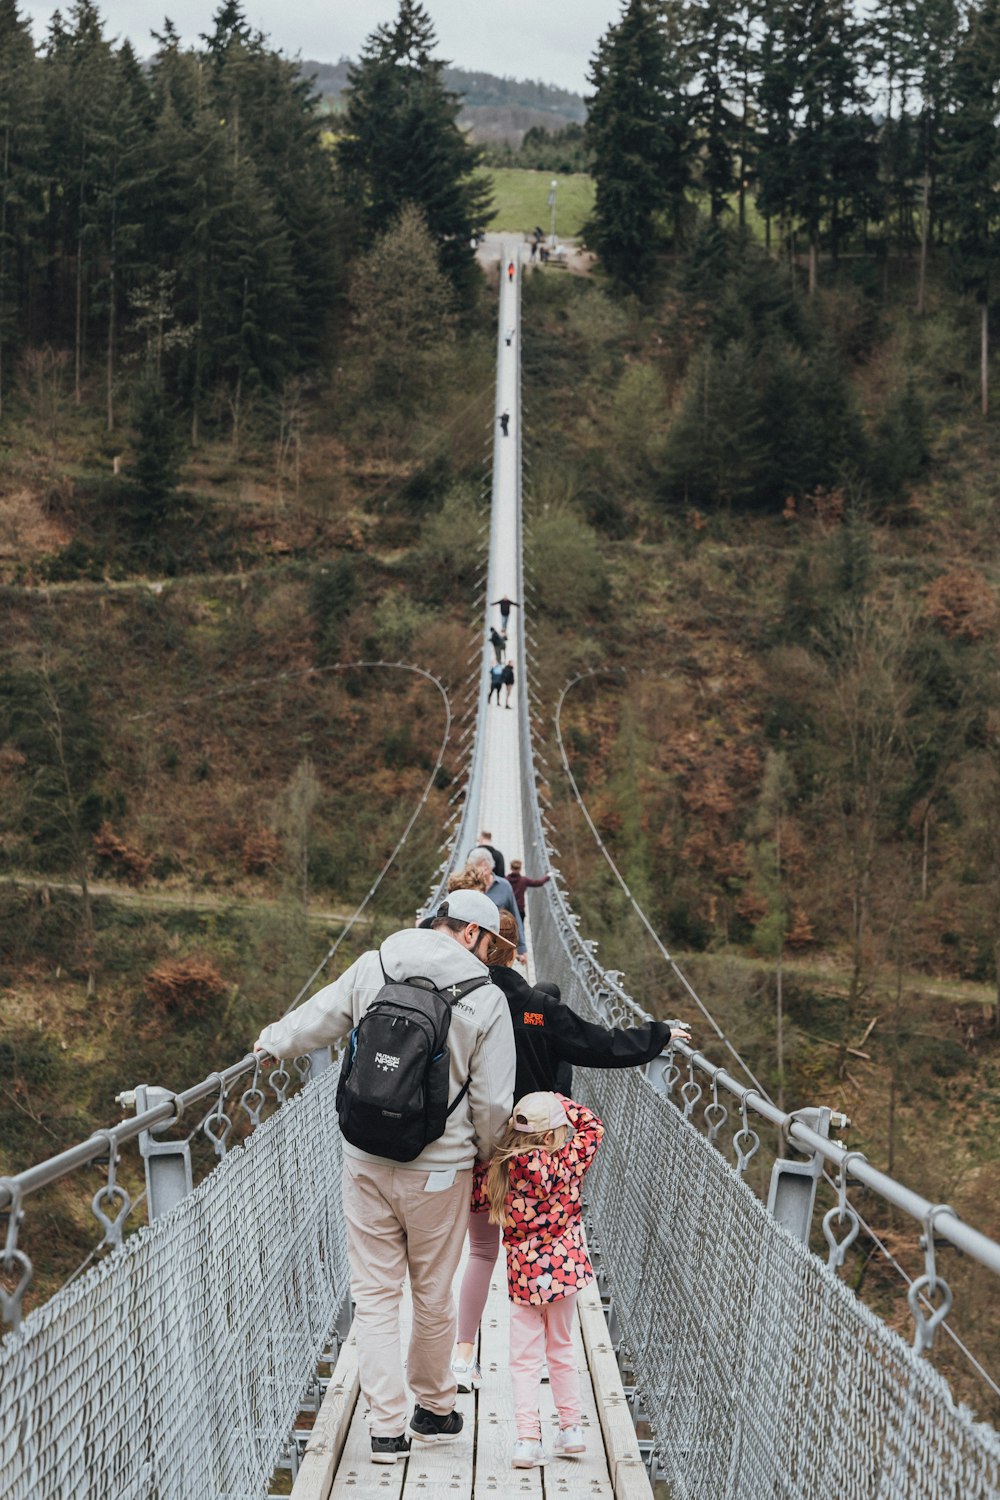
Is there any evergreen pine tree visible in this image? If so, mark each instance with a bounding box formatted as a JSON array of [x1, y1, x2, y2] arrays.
[[339, 0, 491, 307], [0, 0, 41, 420], [688, 0, 741, 219], [911, 0, 959, 312], [939, 0, 1000, 413], [92, 41, 157, 432], [757, 0, 876, 289], [585, 0, 693, 292], [129, 371, 185, 526], [202, 0, 252, 60], [870, 0, 922, 267], [147, 37, 230, 439], [38, 0, 117, 401], [349, 202, 456, 414]]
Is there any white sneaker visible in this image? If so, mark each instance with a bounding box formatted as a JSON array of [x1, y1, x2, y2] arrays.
[[512, 1438, 547, 1468], [451, 1355, 482, 1393], [554, 1424, 586, 1456]]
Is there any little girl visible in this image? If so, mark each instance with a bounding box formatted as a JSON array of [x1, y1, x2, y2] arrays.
[[484, 1090, 604, 1469]]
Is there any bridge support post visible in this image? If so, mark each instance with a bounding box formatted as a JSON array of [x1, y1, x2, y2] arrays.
[[134, 1084, 193, 1223], [644, 1054, 674, 1098], [766, 1106, 832, 1244]]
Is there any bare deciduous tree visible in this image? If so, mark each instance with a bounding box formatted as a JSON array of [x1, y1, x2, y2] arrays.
[[816, 596, 917, 1076]]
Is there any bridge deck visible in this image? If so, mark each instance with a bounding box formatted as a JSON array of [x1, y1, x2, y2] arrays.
[[293, 1243, 649, 1499]]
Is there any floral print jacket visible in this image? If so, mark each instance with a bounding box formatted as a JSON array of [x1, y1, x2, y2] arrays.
[[494, 1095, 603, 1305]]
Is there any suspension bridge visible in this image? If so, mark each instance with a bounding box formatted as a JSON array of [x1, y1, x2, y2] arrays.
[[2, 245, 1000, 1500]]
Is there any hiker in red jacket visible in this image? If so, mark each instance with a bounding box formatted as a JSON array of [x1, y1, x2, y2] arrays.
[[506, 859, 550, 917]]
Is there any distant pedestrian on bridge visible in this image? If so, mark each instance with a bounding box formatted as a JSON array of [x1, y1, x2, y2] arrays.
[[254, 891, 516, 1467], [506, 858, 550, 916], [490, 626, 507, 664], [490, 594, 518, 629], [488, 661, 505, 705], [502, 659, 515, 707], [477, 829, 506, 878], [447, 863, 491, 895], [507, 259, 515, 282], [467, 847, 526, 959], [499, 410, 510, 437]]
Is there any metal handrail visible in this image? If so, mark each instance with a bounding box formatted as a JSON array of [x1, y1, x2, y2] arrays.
[[673, 1044, 1000, 1277], [0, 1054, 257, 1211]]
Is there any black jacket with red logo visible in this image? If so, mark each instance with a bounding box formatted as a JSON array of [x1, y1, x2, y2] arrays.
[[488, 965, 672, 1103]]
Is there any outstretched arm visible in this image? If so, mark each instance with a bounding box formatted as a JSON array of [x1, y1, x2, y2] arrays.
[[544, 1000, 679, 1070]]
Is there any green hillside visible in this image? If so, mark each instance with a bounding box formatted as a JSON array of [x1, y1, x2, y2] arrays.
[[488, 169, 594, 238]]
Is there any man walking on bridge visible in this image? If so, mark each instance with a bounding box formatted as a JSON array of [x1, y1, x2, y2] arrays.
[[490, 593, 518, 629], [254, 891, 516, 1465]]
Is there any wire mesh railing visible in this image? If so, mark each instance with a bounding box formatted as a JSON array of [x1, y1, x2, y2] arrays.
[[519, 614, 1000, 1496], [0, 1067, 349, 1500]]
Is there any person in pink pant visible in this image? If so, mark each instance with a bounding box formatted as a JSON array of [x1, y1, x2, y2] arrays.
[[482, 1090, 603, 1468]]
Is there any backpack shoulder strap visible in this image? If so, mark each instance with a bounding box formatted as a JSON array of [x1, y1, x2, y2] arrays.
[[445, 1077, 471, 1119], [441, 975, 490, 1003]]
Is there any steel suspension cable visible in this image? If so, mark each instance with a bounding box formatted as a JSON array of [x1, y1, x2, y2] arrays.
[[131, 657, 463, 1012], [552, 667, 771, 1100]]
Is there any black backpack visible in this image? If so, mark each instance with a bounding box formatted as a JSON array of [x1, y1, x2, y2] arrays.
[[335, 954, 489, 1162]]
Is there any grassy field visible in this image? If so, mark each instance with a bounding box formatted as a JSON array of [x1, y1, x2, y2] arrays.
[[488, 168, 594, 239]]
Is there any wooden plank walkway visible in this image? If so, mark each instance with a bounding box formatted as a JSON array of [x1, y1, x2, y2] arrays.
[[292, 1242, 648, 1500]]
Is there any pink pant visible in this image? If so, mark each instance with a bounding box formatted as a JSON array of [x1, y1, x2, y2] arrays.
[[509, 1295, 581, 1439], [457, 1209, 500, 1344]]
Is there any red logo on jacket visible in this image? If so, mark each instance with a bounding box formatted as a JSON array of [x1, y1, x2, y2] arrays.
[[523, 1011, 544, 1026]]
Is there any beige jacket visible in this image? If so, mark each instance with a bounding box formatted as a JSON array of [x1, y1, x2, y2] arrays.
[[256, 927, 516, 1170]]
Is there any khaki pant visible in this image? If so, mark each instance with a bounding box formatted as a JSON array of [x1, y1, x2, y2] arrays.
[[342, 1157, 472, 1436]]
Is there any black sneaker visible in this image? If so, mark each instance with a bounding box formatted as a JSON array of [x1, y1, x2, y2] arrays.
[[408, 1405, 464, 1443], [371, 1434, 410, 1464]]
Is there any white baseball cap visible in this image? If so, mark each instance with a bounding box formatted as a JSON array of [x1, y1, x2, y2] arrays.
[[435, 889, 500, 934], [512, 1092, 570, 1133]]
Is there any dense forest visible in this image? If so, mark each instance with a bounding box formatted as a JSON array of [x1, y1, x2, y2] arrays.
[[2, 0, 1000, 1416], [587, 0, 1000, 410], [0, 0, 489, 450]]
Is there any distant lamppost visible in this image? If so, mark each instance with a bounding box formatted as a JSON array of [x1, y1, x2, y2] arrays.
[[548, 178, 558, 245]]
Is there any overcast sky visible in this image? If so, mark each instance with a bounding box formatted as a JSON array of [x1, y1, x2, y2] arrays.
[[19, 1, 617, 94]]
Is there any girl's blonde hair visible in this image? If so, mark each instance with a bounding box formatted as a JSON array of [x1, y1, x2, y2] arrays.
[[484, 1118, 569, 1225], [448, 862, 491, 895]]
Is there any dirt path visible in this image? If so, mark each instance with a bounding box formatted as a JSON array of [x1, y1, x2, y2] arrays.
[[2, 874, 376, 927], [667, 945, 996, 1009]]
